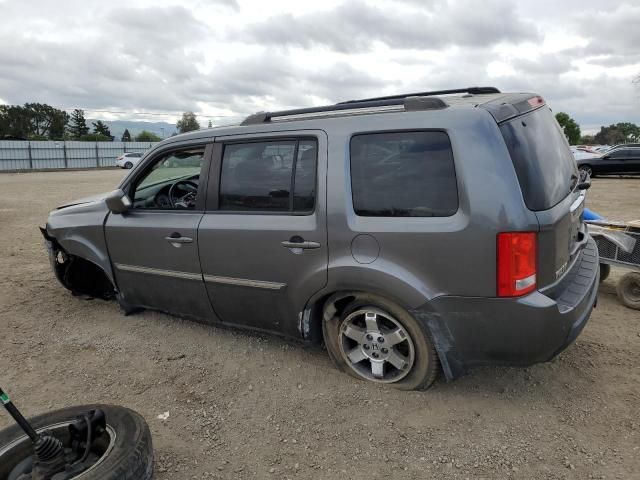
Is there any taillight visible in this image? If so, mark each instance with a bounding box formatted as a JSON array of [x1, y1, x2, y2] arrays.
[[497, 232, 537, 297]]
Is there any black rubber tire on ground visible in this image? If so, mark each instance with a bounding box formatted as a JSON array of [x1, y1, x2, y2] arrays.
[[323, 293, 439, 391], [0, 404, 153, 480], [616, 272, 640, 310], [124, 161, 133, 169], [599, 263, 611, 283]]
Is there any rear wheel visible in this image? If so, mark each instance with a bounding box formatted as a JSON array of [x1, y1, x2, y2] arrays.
[[323, 294, 439, 390], [124, 161, 133, 169], [616, 272, 640, 310]]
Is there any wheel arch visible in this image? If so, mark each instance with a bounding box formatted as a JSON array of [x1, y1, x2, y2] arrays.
[[302, 288, 456, 381], [43, 230, 116, 299]]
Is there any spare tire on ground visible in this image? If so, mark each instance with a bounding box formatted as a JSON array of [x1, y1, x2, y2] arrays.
[[0, 404, 153, 480]]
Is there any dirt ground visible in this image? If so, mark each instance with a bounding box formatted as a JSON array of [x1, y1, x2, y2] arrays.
[[0, 170, 638, 480]]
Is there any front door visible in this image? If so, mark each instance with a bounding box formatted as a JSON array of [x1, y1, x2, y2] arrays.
[[105, 144, 215, 321], [198, 133, 328, 337]]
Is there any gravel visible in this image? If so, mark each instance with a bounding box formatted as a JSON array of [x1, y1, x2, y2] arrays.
[[0, 170, 638, 479]]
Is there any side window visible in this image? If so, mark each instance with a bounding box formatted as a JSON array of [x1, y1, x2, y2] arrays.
[[608, 149, 626, 159], [350, 131, 458, 217], [132, 148, 205, 210], [219, 139, 317, 213]]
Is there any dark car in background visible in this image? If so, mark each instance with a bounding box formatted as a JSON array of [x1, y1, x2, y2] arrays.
[[577, 146, 640, 177]]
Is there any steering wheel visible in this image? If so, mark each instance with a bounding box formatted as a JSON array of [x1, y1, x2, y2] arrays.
[[168, 180, 199, 208]]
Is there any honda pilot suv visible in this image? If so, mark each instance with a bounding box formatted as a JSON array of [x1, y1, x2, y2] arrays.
[[41, 87, 599, 390]]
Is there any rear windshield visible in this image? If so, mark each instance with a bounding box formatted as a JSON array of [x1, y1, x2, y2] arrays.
[[500, 107, 578, 211]]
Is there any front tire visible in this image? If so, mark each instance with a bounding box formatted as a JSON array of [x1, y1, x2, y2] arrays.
[[0, 404, 153, 480], [323, 294, 439, 390]]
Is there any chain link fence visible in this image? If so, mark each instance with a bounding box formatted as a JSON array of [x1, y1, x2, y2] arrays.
[[0, 141, 159, 171]]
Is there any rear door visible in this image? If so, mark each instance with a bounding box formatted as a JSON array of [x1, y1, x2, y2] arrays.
[[198, 132, 328, 337], [500, 106, 584, 288]]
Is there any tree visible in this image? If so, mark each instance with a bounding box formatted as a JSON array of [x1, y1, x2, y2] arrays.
[[555, 112, 581, 145], [92, 120, 112, 139], [121, 129, 132, 142], [176, 111, 200, 133], [67, 109, 89, 138], [594, 125, 628, 145], [207, 119, 212, 128], [24, 103, 69, 139], [579, 135, 595, 145], [0, 103, 68, 139], [614, 122, 639, 142], [134, 130, 162, 142], [0, 105, 32, 139]]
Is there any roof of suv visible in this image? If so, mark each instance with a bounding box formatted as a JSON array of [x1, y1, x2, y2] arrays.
[[169, 87, 543, 143]]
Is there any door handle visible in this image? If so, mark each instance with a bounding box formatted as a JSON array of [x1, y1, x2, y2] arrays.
[[281, 239, 321, 249], [165, 233, 193, 245]]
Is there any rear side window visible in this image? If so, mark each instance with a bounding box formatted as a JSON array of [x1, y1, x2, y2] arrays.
[[220, 139, 317, 213], [500, 107, 578, 211], [350, 131, 458, 217]]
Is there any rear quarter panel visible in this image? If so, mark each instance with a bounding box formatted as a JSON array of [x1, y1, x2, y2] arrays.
[[323, 108, 539, 307]]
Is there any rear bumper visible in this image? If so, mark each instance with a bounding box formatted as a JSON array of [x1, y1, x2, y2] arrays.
[[412, 236, 599, 380]]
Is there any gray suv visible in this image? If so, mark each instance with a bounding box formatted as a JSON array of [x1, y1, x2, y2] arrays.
[[41, 87, 599, 390]]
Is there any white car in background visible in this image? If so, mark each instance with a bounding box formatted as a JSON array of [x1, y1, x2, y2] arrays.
[[115, 152, 143, 169], [570, 146, 602, 161]]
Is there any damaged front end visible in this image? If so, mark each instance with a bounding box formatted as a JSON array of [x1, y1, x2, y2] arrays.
[[39, 227, 115, 300]]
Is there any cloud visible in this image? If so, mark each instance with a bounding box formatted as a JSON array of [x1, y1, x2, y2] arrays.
[[576, 3, 640, 56], [237, 0, 541, 53], [0, 0, 637, 131]]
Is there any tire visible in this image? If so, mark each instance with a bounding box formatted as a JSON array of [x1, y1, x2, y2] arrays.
[[124, 162, 133, 169], [0, 404, 153, 480], [599, 263, 611, 283], [579, 165, 594, 177], [323, 293, 439, 390], [616, 272, 640, 310]]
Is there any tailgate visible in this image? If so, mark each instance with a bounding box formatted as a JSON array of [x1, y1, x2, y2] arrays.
[[535, 190, 588, 287]]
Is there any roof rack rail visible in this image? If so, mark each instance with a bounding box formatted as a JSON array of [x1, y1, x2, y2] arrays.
[[240, 86, 500, 125], [337, 86, 500, 105]]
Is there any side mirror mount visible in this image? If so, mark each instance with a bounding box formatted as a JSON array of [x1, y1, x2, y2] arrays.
[[105, 189, 132, 214], [602, 154, 610, 159]]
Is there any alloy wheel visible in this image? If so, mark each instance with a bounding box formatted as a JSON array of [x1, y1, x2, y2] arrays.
[[338, 308, 415, 383]]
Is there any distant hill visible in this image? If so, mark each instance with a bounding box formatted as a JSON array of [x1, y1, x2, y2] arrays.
[[89, 119, 177, 140]]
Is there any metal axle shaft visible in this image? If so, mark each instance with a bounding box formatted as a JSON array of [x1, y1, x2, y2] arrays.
[[0, 387, 40, 443]]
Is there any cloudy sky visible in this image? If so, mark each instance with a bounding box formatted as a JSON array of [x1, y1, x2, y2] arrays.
[[1, 0, 638, 133]]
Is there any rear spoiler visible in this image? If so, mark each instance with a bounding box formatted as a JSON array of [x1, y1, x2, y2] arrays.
[[480, 94, 546, 123]]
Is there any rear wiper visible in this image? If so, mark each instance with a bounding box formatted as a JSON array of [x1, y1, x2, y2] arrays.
[[576, 171, 591, 190], [569, 173, 578, 192]]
